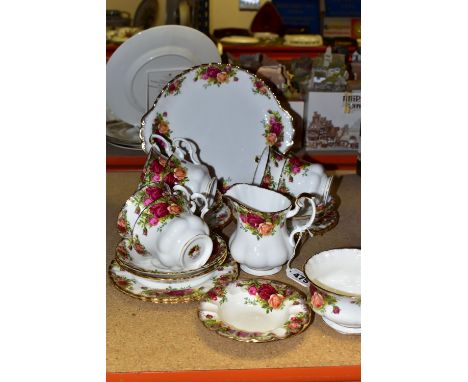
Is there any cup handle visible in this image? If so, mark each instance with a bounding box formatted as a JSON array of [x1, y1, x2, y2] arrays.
[[190, 192, 209, 218], [287, 195, 316, 247], [151, 134, 174, 157], [173, 184, 191, 200], [172, 138, 201, 165]]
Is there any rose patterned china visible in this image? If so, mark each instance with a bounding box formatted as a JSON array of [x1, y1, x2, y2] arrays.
[[204, 190, 232, 230], [224, 184, 316, 275], [109, 257, 239, 304], [288, 208, 339, 237], [253, 146, 332, 205], [140, 63, 295, 188], [304, 248, 361, 335], [129, 183, 212, 272], [198, 279, 311, 342], [114, 233, 228, 280], [147, 134, 218, 208]]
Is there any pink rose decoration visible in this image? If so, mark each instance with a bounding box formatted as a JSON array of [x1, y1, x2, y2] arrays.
[[150, 159, 164, 174], [289, 157, 302, 167], [201, 73, 209, 80], [164, 172, 176, 187], [146, 186, 164, 201], [207, 290, 217, 301], [266, 133, 277, 145], [247, 285, 258, 295], [150, 202, 169, 218], [245, 213, 265, 228], [291, 166, 301, 174], [268, 293, 285, 309], [206, 66, 221, 78], [117, 217, 127, 233], [167, 204, 182, 215], [158, 122, 169, 134], [288, 322, 301, 331], [149, 217, 159, 226], [134, 242, 146, 254], [216, 72, 228, 82], [333, 306, 341, 314], [258, 284, 277, 301], [258, 222, 274, 236], [311, 291, 324, 309], [143, 198, 153, 206], [270, 121, 283, 136], [173, 167, 187, 180], [151, 174, 161, 182]]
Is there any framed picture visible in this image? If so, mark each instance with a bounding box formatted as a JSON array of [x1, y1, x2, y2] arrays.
[[304, 91, 361, 152]]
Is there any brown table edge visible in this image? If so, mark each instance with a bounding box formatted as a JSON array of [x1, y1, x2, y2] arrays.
[[106, 154, 357, 172], [107, 365, 361, 382]]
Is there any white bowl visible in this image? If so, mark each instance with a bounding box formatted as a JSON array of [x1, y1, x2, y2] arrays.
[[304, 248, 361, 334]]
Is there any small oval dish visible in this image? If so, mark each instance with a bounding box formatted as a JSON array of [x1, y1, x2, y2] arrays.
[[198, 279, 311, 342]]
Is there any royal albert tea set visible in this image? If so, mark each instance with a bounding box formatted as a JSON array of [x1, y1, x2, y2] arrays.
[[109, 63, 361, 340]]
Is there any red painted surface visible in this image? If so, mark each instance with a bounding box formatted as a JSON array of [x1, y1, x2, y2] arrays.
[[107, 365, 361, 382], [106, 155, 357, 173]]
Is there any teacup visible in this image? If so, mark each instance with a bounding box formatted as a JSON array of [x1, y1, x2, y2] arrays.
[[140, 134, 217, 208], [117, 183, 173, 238], [304, 248, 361, 334], [253, 147, 332, 204], [131, 183, 213, 272]]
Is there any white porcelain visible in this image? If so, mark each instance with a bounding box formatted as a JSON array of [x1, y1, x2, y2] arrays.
[[199, 279, 311, 342], [107, 25, 220, 127], [150, 134, 218, 207], [130, 184, 212, 272], [253, 147, 332, 205], [115, 233, 227, 279], [141, 63, 295, 188], [304, 248, 361, 334], [117, 183, 172, 239], [109, 257, 239, 304], [224, 184, 316, 275]]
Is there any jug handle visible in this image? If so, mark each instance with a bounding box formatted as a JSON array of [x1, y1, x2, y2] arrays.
[[286, 194, 316, 247], [151, 134, 174, 157], [172, 138, 201, 165]]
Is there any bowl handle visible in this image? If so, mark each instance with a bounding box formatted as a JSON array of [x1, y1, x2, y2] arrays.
[[287, 195, 316, 247]]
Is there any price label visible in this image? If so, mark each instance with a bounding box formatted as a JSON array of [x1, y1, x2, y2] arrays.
[[286, 267, 310, 288]]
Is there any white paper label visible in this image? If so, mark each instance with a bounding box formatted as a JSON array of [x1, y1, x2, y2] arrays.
[[286, 267, 310, 287]]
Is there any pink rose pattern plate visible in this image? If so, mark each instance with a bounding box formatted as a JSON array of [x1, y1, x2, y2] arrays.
[[109, 257, 239, 304], [140, 64, 295, 188], [198, 279, 311, 342]]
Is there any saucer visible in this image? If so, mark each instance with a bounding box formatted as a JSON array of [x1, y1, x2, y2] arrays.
[[109, 257, 239, 304], [198, 279, 311, 342], [322, 317, 361, 335], [115, 233, 227, 279], [289, 209, 339, 236]]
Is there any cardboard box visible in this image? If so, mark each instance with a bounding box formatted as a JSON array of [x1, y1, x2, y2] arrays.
[[304, 91, 360, 151]]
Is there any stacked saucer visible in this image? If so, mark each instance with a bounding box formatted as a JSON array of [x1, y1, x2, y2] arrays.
[[109, 233, 239, 304]]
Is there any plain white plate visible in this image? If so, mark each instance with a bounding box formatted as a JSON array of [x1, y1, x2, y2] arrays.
[[106, 25, 220, 127]]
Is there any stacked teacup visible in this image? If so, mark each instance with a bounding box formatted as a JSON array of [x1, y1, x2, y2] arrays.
[[252, 146, 338, 236], [110, 138, 238, 304]]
